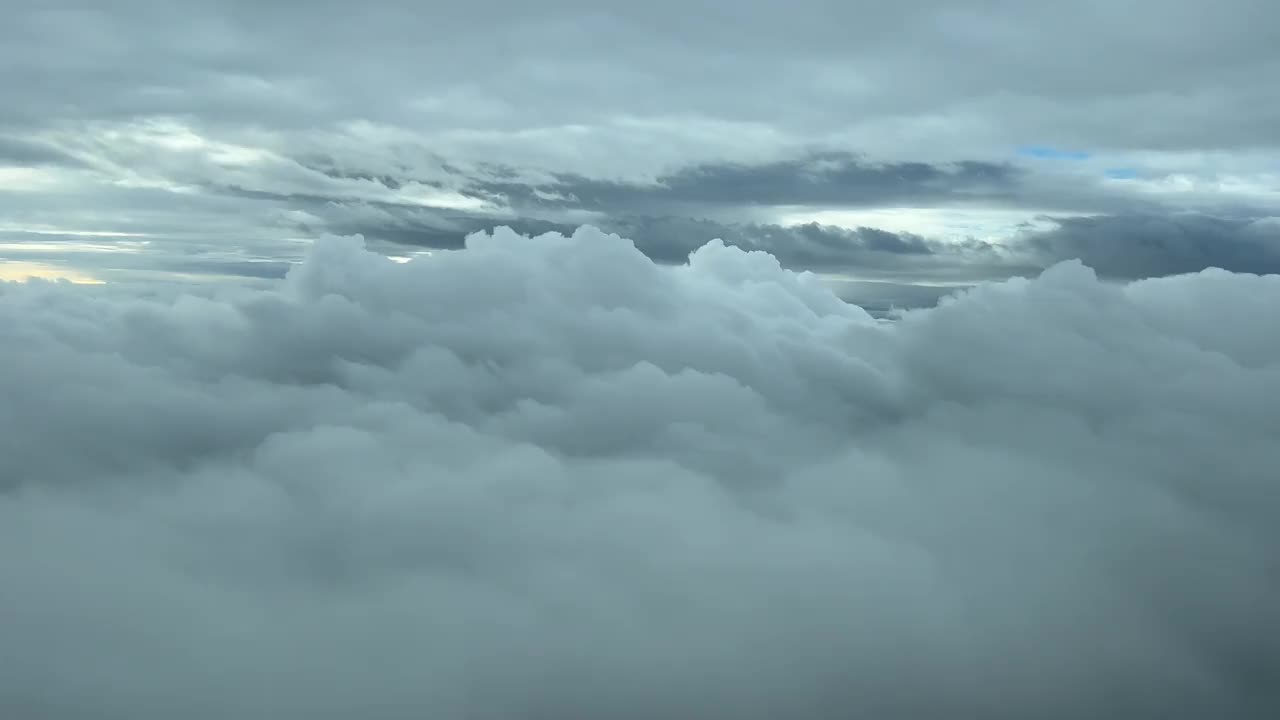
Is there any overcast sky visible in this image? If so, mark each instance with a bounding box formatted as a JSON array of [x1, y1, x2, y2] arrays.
[[3, 3, 1280, 718], [2, 0, 1278, 294]]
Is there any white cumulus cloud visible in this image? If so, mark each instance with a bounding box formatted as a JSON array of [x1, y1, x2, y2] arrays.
[[1, 226, 1278, 719]]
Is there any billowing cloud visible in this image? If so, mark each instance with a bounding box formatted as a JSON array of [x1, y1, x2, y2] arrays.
[[3, 226, 1278, 718], [329, 202, 1280, 290], [3, 5, 1279, 712]]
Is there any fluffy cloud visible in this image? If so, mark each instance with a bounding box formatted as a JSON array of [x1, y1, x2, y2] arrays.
[[2, 226, 1278, 718]]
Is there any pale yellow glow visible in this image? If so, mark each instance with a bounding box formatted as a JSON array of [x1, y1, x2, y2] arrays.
[[0, 261, 105, 284], [0, 227, 150, 238], [0, 243, 145, 255], [0, 166, 62, 191]]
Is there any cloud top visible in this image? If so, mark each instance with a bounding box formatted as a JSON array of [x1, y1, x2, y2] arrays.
[[2, 226, 1278, 719]]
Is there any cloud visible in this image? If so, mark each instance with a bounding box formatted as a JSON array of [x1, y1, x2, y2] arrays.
[[297, 152, 1030, 249], [321, 209, 1035, 298], [336, 211, 933, 262], [0, 136, 81, 167], [597, 217, 1014, 278], [2, 226, 1278, 718], [5, 2, 1279, 211], [1020, 212, 1280, 278], [5, 1, 1278, 156], [3, 79, 1276, 289], [475, 153, 1020, 213], [288, 198, 1280, 294]]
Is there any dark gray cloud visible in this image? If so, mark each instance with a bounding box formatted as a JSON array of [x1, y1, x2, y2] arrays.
[[3, 1, 1278, 153], [0, 136, 80, 166], [3, 228, 1280, 718], [3, 0, 1277, 285], [606, 211, 1280, 284], [1022, 213, 1280, 279], [319, 194, 1280, 287], [601, 216, 1009, 277], [263, 152, 1280, 287], [827, 279, 966, 316], [466, 153, 1021, 214], [314, 182, 1280, 288], [322, 208, 1012, 282], [261, 154, 1024, 278]]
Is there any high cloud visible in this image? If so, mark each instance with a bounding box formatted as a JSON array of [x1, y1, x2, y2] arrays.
[[2, 226, 1279, 718]]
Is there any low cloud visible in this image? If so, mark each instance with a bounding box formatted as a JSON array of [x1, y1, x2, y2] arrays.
[[337, 205, 1280, 287], [336, 211, 988, 268], [604, 216, 986, 268], [2, 226, 1278, 718], [1021, 212, 1280, 278]]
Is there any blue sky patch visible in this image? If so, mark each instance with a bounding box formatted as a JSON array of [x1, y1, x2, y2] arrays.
[[1104, 167, 1139, 179], [1017, 145, 1091, 161]]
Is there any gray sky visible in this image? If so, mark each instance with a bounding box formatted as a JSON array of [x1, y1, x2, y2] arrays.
[[1, 0, 1278, 291]]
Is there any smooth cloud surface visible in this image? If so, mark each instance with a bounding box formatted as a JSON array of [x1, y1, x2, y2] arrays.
[[2, 226, 1279, 718]]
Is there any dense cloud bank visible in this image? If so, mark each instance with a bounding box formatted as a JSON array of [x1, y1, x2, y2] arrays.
[[1025, 213, 1280, 278], [2, 226, 1278, 719]]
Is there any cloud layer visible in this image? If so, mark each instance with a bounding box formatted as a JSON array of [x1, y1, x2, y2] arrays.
[[3, 227, 1278, 718], [4, 1, 1279, 287]]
